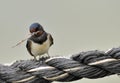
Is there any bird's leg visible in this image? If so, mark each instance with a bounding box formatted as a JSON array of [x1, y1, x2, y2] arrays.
[[46, 51, 50, 58], [33, 56, 37, 61], [39, 55, 41, 59]]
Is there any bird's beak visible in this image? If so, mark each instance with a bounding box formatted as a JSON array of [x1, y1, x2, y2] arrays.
[[31, 31, 42, 36], [31, 31, 39, 36], [31, 32, 36, 36]]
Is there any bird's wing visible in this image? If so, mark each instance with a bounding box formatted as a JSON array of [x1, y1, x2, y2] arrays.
[[48, 33, 54, 46], [26, 40, 34, 56]]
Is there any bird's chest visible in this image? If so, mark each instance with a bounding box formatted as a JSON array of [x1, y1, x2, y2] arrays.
[[31, 38, 50, 56]]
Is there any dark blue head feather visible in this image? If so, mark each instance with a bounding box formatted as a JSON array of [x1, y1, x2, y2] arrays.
[[29, 23, 44, 33]]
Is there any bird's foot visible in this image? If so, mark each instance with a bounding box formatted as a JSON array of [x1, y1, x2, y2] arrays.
[[39, 56, 50, 62]]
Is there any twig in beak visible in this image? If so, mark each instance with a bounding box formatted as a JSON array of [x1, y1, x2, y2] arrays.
[[11, 34, 31, 48], [11, 38, 28, 48]]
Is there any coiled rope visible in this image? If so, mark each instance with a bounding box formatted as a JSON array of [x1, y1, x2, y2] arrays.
[[0, 47, 120, 83]]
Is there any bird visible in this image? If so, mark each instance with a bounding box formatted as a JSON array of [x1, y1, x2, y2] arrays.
[[26, 23, 53, 60]]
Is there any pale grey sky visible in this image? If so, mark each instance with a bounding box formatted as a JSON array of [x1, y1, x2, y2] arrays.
[[0, 0, 120, 83]]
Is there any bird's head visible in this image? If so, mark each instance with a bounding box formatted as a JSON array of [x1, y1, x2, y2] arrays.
[[29, 23, 44, 36]]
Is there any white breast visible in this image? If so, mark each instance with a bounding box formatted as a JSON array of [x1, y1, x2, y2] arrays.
[[31, 35, 50, 56]]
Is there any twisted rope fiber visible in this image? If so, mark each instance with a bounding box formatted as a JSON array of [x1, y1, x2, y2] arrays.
[[1, 47, 120, 83]]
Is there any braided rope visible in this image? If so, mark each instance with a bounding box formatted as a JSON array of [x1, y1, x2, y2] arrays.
[[0, 47, 120, 83]]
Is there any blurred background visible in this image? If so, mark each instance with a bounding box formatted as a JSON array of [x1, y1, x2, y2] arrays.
[[0, 0, 120, 83]]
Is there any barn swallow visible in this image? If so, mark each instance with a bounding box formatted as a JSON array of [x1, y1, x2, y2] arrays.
[[26, 23, 53, 60]]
